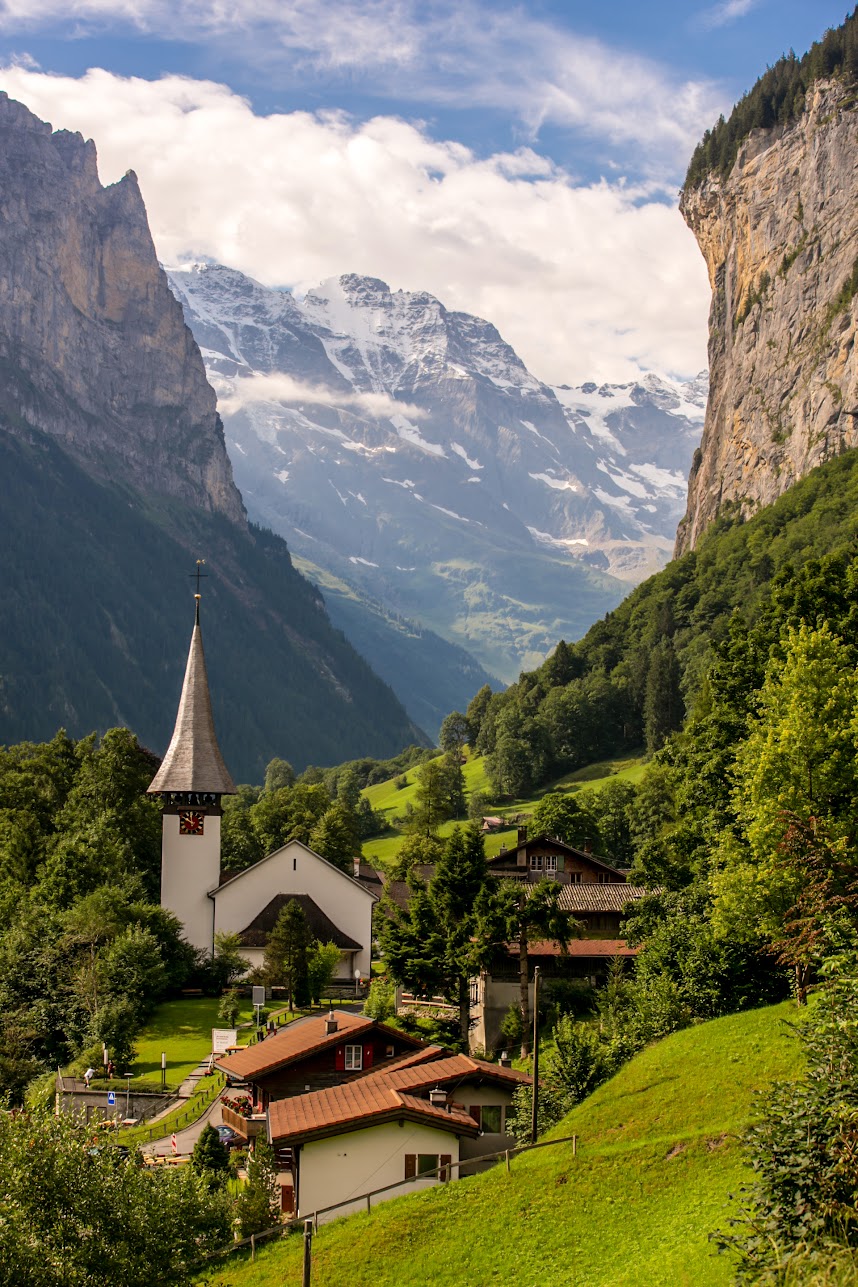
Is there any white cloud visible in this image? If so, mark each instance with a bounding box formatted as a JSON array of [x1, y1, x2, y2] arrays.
[[0, 67, 711, 384], [0, 1, 725, 171], [216, 371, 426, 421], [700, 0, 757, 30]]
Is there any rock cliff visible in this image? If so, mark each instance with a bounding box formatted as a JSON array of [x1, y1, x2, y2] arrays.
[[676, 80, 858, 553], [0, 93, 244, 525]]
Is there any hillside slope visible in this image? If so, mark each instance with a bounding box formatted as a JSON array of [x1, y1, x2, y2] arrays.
[[208, 1001, 803, 1287]]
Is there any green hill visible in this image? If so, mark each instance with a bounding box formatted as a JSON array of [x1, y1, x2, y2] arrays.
[[205, 1000, 803, 1287]]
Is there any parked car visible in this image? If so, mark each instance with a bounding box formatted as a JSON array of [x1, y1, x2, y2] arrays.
[[215, 1125, 244, 1151]]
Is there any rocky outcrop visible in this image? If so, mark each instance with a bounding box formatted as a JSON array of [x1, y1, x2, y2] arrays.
[[676, 80, 858, 554], [0, 94, 245, 525]]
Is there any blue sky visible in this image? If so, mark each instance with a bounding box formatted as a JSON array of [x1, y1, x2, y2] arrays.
[[0, 1, 849, 383]]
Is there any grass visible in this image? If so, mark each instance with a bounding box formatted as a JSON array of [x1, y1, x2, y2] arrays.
[[200, 999, 804, 1287], [120, 1072, 226, 1146], [362, 750, 646, 869], [131, 997, 256, 1089]]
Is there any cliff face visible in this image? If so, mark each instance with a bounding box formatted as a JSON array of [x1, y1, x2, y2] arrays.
[[676, 81, 858, 554], [0, 93, 244, 525]]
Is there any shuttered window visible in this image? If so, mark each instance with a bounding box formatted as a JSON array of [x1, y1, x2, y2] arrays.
[[344, 1044, 363, 1070], [404, 1154, 417, 1179], [468, 1105, 482, 1128], [363, 1043, 374, 1068]]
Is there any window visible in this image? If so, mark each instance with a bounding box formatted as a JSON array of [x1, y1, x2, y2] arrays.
[[344, 1044, 363, 1071], [405, 1153, 452, 1182], [385, 1044, 396, 1058], [544, 855, 557, 873], [481, 1105, 503, 1133], [597, 873, 612, 884], [568, 871, 582, 883], [417, 1153, 438, 1177], [530, 854, 543, 870]]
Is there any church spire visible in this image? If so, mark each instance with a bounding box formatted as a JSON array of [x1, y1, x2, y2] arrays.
[[148, 595, 235, 796]]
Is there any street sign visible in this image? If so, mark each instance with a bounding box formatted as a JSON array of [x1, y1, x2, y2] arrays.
[[107, 1091, 116, 1106], [252, 985, 266, 1006], [171, 1133, 177, 1155]]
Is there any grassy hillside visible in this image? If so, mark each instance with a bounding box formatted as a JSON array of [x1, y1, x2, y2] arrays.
[[362, 750, 645, 867], [204, 1000, 803, 1287]]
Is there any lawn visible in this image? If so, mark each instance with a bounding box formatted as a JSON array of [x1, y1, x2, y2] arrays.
[[131, 997, 255, 1089], [362, 750, 646, 869], [199, 1000, 804, 1287]]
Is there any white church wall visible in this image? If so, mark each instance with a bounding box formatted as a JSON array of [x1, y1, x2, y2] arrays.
[[212, 840, 375, 977], [161, 812, 220, 953]]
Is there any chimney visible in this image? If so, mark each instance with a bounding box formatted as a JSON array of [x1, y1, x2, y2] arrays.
[[353, 855, 361, 878], [428, 1087, 448, 1109], [325, 1010, 339, 1035], [517, 826, 528, 847], [499, 1050, 512, 1069]]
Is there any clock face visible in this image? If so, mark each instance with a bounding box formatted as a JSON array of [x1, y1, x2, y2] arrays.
[[179, 811, 205, 836]]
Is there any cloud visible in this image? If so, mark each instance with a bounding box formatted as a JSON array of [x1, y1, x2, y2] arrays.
[[0, 67, 711, 385], [214, 371, 426, 421], [700, 0, 757, 30], [0, 0, 725, 172]]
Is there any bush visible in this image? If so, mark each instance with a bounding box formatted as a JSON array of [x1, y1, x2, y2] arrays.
[[363, 977, 395, 1022]]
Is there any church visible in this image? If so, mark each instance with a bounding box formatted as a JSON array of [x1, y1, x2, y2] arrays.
[[147, 592, 377, 983]]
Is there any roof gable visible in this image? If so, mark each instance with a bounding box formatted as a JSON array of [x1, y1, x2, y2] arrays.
[[237, 894, 362, 951], [488, 834, 626, 879], [215, 1011, 425, 1080], [268, 1081, 479, 1145], [211, 838, 378, 901]]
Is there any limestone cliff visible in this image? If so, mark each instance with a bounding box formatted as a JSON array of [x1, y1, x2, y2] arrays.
[[0, 93, 245, 525], [676, 80, 858, 554]]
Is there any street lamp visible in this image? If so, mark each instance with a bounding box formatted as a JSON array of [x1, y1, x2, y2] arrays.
[[161, 1052, 166, 1092], [354, 968, 361, 999], [123, 1073, 133, 1122]]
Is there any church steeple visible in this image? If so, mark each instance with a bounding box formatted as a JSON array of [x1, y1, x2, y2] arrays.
[[149, 588, 234, 953], [148, 595, 235, 797]]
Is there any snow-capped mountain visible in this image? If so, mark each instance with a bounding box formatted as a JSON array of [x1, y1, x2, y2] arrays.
[[167, 263, 705, 683]]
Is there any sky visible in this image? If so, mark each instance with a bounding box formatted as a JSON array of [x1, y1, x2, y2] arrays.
[[0, 1, 849, 385]]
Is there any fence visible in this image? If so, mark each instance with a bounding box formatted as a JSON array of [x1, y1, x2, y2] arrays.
[[205, 1133, 579, 1266], [120, 1072, 226, 1147]]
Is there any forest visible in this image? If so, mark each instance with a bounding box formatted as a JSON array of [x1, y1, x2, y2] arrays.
[[684, 6, 858, 189]]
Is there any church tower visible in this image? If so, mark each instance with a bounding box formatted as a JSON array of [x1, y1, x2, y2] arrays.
[[148, 592, 235, 953]]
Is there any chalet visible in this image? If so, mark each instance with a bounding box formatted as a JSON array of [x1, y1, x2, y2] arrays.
[[267, 1049, 530, 1220], [214, 1010, 429, 1136], [486, 828, 629, 885]]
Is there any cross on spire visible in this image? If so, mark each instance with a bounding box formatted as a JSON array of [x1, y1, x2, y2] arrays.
[[190, 559, 207, 595]]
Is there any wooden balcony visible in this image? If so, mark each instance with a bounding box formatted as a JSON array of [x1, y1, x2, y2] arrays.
[[222, 1104, 266, 1138]]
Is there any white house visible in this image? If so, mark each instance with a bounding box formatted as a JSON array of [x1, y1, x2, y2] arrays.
[[147, 596, 376, 975]]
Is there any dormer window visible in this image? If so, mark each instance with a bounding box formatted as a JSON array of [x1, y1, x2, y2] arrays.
[[344, 1044, 363, 1071]]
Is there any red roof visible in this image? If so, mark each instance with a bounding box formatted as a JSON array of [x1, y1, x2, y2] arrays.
[[521, 938, 639, 958], [215, 1011, 424, 1081], [268, 1080, 479, 1145], [359, 1052, 530, 1092]]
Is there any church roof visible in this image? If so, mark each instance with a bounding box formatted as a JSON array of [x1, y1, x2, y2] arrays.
[[237, 894, 362, 952], [148, 601, 235, 796]]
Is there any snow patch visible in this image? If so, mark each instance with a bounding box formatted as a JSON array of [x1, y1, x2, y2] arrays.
[[528, 527, 589, 550], [275, 470, 290, 484], [349, 556, 379, 567], [451, 442, 483, 470], [529, 472, 578, 492], [389, 413, 446, 457]]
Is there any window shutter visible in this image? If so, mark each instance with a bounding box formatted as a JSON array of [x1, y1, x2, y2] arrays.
[[364, 1044, 374, 1068], [404, 1153, 416, 1180], [335, 1044, 345, 1072], [468, 1105, 481, 1128], [440, 1154, 452, 1182]]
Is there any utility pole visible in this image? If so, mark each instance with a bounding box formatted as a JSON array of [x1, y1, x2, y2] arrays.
[[531, 966, 541, 1145]]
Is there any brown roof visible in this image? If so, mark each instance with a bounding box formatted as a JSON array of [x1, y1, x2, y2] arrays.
[[354, 859, 383, 894], [215, 1011, 423, 1081], [380, 864, 435, 912], [237, 895, 362, 951], [148, 604, 235, 795], [559, 884, 649, 913], [521, 938, 640, 958], [268, 1081, 479, 1145], [359, 1051, 531, 1092]]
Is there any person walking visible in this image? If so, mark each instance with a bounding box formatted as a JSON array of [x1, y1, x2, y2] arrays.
[[83, 1067, 95, 1087]]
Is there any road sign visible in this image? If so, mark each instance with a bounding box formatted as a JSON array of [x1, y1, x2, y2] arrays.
[[252, 985, 266, 1006], [107, 1091, 116, 1106], [171, 1133, 177, 1155]]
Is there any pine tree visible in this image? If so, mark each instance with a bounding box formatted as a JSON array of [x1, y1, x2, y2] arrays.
[[263, 900, 311, 1010], [191, 1124, 230, 1190]]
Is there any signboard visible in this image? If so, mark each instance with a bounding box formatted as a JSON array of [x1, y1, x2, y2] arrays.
[[107, 1091, 116, 1106], [252, 985, 266, 1006], [211, 1027, 238, 1055], [171, 1133, 177, 1155]]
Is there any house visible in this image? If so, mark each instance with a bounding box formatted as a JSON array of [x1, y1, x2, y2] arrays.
[[146, 597, 377, 982], [214, 1009, 430, 1135], [486, 828, 629, 885], [267, 1049, 530, 1220]]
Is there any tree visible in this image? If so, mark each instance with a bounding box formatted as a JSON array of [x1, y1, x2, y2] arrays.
[[309, 802, 360, 871], [382, 825, 489, 1046], [465, 684, 493, 747], [0, 1107, 229, 1284], [480, 879, 577, 1057], [213, 930, 250, 988], [528, 793, 598, 850], [438, 711, 471, 757], [191, 1124, 230, 1190], [234, 1137, 280, 1237], [643, 638, 684, 752], [408, 755, 465, 836], [307, 940, 340, 1005], [263, 757, 295, 793], [263, 900, 311, 1010], [218, 989, 241, 1027], [581, 780, 638, 868]]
